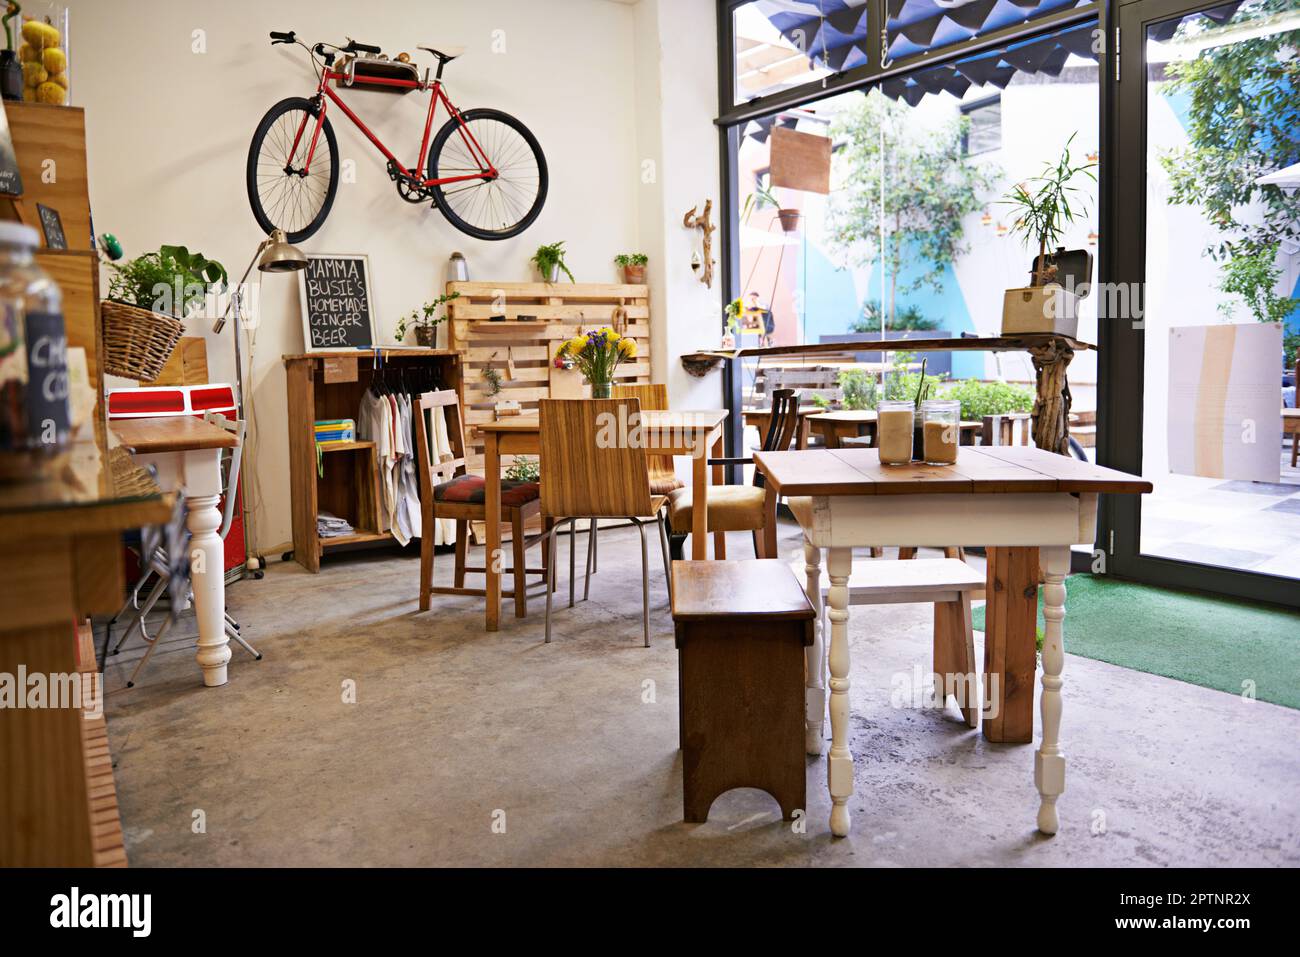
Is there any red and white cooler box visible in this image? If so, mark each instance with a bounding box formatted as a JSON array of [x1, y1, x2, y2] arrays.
[[108, 384, 247, 577]]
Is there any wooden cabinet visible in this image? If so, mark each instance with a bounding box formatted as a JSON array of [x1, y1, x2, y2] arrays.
[[282, 350, 461, 572]]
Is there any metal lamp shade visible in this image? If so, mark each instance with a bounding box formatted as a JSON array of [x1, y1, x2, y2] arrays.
[[257, 229, 308, 272]]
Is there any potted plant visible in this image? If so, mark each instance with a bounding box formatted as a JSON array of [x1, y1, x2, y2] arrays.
[[103, 244, 228, 381], [1000, 134, 1095, 336], [394, 291, 460, 347], [614, 252, 648, 285], [742, 179, 800, 233], [531, 241, 575, 284], [553, 327, 636, 398], [0, 4, 23, 101]]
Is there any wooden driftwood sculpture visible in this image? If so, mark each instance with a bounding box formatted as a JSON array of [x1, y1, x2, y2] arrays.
[[683, 200, 716, 289]]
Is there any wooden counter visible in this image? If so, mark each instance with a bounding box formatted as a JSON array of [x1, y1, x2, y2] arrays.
[[0, 443, 172, 866]]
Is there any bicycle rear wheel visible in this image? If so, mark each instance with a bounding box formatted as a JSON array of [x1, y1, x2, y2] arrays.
[[246, 97, 339, 243], [427, 108, 547, 241]]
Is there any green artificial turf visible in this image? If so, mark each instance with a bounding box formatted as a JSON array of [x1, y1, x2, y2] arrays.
[[971, 574, 1300, 709]]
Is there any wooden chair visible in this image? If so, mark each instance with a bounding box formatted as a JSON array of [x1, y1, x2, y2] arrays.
[[611, 383, 683, 495], [538, 398, 671, 647], [414, 390, 548, 618], [667, 388, 801, 561], [568, 383, 683, 584]]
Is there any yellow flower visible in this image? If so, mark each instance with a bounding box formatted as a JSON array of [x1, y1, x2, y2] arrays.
[[617, 338, 637, 358]]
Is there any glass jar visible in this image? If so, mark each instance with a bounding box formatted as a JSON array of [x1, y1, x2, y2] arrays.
[[0, 222, 69, 480], [20, 3, 69, 106], [876, 399, 914, 465], [921, 399, 960, 466]]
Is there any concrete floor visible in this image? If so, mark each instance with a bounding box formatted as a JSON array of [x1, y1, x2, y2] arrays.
[[102, 519, 1300, 867]]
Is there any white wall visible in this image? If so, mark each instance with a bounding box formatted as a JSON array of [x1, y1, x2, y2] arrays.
[[633, 0, 724, 432], [65, 0, 718, 554]]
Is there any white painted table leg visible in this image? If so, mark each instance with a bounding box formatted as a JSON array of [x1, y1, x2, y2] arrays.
[[803, 541, 825, 756], [182, 449, 230, 688], [1035, 545, 1069, 834], [826, 546, 854, 837]]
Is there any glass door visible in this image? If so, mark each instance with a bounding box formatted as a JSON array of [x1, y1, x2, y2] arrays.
[[1105, 0, 1300, 606]]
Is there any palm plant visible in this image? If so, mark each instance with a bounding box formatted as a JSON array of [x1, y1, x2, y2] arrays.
[[1003, 133, 1096, 286]]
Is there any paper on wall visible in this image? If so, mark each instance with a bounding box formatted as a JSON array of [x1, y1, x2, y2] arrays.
[[1167, 323, 1282, 482]]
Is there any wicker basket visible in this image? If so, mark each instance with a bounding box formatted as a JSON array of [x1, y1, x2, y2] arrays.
[[101, 300, 184, 381]]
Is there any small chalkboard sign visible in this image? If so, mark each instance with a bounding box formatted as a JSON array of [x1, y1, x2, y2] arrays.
[[0, 99, 21, 197], [297, 253, 376, 352], [36, 204, 66, 249]]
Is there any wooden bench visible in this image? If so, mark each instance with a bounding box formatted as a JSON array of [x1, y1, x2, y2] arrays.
[[671, 559, 814, 823], [797, 557, 984, 728]]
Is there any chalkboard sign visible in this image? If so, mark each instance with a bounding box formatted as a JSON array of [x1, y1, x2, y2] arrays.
[[0, 99, 22, 197], [36, 203, 66, 249], [297, 253, 376, 352]]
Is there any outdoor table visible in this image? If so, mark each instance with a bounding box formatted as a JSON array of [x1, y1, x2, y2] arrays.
[[753, 445, 1151, 838], [476, 409, 729, 632], [743, 404, 824, 450], [684, 334, 1093, 455], [808, 409, 981, 449]]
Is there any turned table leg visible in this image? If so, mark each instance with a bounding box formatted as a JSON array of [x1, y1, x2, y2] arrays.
[[803, 541, 825, 756], [1035, 545, 1070, 834], [177, 448, 230, 688], [826, 546, 854, 837]]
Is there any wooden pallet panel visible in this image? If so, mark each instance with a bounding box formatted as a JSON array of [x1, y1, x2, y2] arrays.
[[447, 281, 652, 471]]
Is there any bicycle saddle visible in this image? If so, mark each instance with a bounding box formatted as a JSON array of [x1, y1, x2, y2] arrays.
[[418, 45, 465, 62]]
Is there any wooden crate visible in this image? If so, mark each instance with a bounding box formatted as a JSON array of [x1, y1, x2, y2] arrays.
[[4, 103, 93, 251], [445, 281, 651, 471]]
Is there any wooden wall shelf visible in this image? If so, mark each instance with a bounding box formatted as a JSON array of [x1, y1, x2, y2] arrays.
[[445, 281, 652, 472]]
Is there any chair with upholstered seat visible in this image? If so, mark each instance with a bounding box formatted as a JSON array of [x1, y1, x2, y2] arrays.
[[414, 390, 549, 617], [611, 383, 683, 496], [666, 388, 800, 561], [538, 397, 672, 647]]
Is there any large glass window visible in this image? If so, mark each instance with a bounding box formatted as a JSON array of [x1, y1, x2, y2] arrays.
[[1136, 0, 1300, 580], [732, 1, 870, 105], [729, 17, 1102, 457]]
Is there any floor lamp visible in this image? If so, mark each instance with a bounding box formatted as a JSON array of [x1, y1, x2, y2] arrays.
[[214, 229, 307, 575]]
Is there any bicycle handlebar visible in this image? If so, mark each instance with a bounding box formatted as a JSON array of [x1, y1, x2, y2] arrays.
[[343, 39, 382, 55], [269, 30, 295, 44]]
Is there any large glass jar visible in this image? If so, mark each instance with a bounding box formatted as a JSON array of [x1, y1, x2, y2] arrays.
[[20, 3, 69, 105], [921, 399, 960, 466], [0, 222, 68, 479], [877, 399, 914, 465]]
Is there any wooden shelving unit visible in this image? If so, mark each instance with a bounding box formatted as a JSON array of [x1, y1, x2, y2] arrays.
[[283, 349, 461, 572], [445, 281, 652, 471]]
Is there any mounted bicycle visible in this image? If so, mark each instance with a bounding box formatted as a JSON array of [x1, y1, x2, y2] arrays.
[[247, 31, 548, 242]]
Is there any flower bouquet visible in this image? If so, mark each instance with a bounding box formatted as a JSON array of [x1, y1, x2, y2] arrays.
[[553, 326, 636, 398]]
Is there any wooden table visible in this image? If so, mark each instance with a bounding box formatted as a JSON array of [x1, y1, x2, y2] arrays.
[[0, 443, 171, 865], [476, 409, 728, 631], [753, 445, 1151, 838], [110, 415, 238, 687], [743, 405, 824, 450], [808, 410, 982, 450]]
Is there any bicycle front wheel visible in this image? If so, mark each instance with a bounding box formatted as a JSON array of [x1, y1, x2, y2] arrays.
[[427, 108, 547, 240], [246, 97, 339, 243]]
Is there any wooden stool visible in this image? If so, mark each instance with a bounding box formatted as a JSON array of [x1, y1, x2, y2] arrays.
[[799, 557, 984, 728], [671, 559, 814, 823]]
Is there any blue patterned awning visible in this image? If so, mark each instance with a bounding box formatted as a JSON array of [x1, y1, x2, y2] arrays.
[[879, 19, 1098, 105]]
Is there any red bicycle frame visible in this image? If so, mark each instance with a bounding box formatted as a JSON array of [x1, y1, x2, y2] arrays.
[[285, 66, 498, 188]]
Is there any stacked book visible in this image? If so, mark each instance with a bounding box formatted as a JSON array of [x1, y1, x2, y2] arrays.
[[314, 418, 356, 476]]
